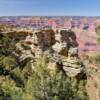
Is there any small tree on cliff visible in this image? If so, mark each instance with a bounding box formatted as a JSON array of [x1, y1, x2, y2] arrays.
[[95, 25, 100, 44]]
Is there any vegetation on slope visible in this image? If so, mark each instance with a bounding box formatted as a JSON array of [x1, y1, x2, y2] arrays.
[[0, 31, 88, 100]]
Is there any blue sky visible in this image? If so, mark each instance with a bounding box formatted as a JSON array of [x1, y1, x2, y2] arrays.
[[0, 0, 100, 16]]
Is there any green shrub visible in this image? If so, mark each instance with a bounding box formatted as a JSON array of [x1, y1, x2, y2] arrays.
[[25, 58, 88, 100], [89, 54, 100, 64]]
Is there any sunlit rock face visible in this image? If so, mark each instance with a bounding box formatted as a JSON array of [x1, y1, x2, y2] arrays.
[[52, 29, 84, 77], [16, 29, 85, 77]]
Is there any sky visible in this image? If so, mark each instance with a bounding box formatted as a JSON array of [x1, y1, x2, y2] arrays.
[[0, 0, 100, 16]]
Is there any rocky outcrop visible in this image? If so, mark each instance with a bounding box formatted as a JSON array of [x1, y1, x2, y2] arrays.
[[51, 29, 84, 77], [15, 29, 85, 77]]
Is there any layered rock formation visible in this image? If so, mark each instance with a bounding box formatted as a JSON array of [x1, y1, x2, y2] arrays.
[[16, 29, 85, 77], [51, 29, 84, 77]]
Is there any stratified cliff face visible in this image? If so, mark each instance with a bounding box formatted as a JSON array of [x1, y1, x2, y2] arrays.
[[16, 29, 85, 78], [52, 29, 82, 77]]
